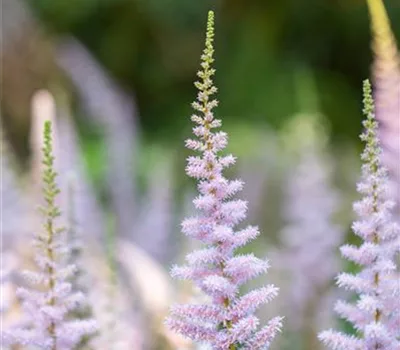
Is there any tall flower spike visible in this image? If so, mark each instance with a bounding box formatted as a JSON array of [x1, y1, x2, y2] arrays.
[[165, 11, 282, 350], [278, 122, 343, 347], [8, 121, 97, 349], [318, 80, 400, 350], [366, 0, 400, 211]]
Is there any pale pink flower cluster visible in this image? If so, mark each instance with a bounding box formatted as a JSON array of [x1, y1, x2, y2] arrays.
[[2, 121, 97, 349], [366, 0, 400, 211], [165, 11, 282, 350], [319, 81, 400, 350], [280, 148, 343, 330]]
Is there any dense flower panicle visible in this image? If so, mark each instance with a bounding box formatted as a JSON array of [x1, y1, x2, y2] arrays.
[[8, 121, 97, 349], [366, 0, 400, 210], [278, 143, 343, 331], [319, 81, 400, 350], [165, 11, 282, 349]]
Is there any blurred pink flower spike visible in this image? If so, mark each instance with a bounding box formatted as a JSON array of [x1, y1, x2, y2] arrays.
[[319, 81, 400, 350], [366, 0, 400, 212], [56, 37, 138, 240], [278, 114, 344, 339]]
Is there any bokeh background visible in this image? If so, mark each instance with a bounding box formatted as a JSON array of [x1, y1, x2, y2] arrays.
[[1, 1, 399, 349], [3, 0, 400, 151]]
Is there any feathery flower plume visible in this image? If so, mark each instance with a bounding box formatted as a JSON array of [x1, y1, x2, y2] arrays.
[[8, 120, 97, 349], [319, 80, 400, 350], [165, 11, 282, 349], [278, 116, 343, 348], [366, 0, 400, 210]]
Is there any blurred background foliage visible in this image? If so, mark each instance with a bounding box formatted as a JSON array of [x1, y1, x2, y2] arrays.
[[4, 0, 399, 148], [1, 0, 398, 229], [1, 0, 397, 251]]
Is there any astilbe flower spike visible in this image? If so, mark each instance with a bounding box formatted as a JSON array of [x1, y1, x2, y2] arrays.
[[7, 121, 97, 349], [318, 80, 400, 350], [278, 135, 343, 342], [366, 0, 400, 211], [165, 11, 283, 350]]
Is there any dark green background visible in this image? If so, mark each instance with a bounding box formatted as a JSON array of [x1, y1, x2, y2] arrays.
[[25, 0, 400, 143]]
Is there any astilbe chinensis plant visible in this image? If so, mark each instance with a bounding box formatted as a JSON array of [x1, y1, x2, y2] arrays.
[[165, 11, 283, 350], [6, 121, 97, 349], [318, 81, 400, 350], [366, 0, 400, 211], [279, 141, 343, 339]]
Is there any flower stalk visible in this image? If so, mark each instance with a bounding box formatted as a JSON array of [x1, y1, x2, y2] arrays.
[[165, 11, 282, 350]]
